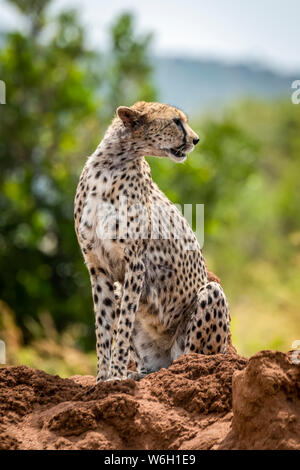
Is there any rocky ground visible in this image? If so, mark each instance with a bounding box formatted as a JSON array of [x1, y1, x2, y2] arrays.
[[0, 348, 299, 450]]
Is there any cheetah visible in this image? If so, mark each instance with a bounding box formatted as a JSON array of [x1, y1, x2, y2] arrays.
[[74, 101, 230, 382]]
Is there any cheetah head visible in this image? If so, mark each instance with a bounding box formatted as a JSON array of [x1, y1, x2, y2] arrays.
[[116, 101, 199, 163]]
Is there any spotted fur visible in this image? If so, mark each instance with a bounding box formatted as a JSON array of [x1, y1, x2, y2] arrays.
[[74, 101, 230, 382]]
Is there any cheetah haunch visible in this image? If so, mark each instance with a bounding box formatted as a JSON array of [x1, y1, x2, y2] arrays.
[[74, 101, 230, 382]]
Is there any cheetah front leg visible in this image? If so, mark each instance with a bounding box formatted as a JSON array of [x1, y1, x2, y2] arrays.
[[88, 265, 117, 383], [108, 247, 145, 380]]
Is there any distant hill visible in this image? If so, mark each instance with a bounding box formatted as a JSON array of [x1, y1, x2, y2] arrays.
[[152, 57, 297, 116]]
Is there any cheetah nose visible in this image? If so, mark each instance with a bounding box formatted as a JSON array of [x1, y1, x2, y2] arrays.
[[193, 138, 200, 145]]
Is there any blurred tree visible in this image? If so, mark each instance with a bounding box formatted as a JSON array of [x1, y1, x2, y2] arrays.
[[104, 13, 156, 117], [0, 0, 156, 349]]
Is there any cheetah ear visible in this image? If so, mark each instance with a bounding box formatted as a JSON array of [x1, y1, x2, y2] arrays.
[[117, 106, 143, 129]]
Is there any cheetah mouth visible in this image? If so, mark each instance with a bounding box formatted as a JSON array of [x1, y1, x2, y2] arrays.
[[169, 148, 187, 161]]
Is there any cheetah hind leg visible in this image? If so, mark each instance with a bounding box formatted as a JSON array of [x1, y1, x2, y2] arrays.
[[175, 281, 230, 358]]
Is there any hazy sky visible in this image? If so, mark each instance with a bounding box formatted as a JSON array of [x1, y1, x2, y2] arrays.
[[1, 0, 300, 73]]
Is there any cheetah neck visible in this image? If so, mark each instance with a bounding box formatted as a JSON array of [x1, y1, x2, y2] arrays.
[[92, 124, 144, 170]]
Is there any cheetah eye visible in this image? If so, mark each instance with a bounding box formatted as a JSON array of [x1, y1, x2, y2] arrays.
[[173, 118, 181, 126]]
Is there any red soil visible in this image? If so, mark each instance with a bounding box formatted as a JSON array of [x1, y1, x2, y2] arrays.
[[0, 349, 299, 450]]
